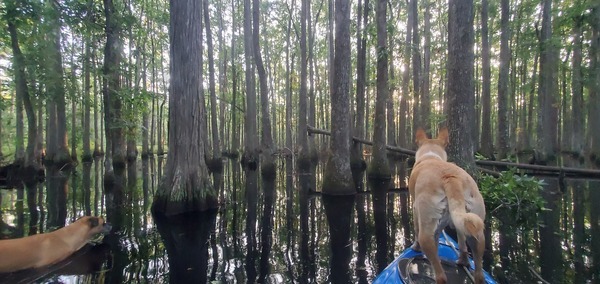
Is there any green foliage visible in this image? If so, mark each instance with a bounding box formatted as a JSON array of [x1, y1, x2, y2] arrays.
[[479, 168, 545, 226]]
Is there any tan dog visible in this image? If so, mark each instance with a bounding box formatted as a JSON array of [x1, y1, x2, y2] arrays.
[[409, 128, 486, 284], [0, 216, 110, 273]]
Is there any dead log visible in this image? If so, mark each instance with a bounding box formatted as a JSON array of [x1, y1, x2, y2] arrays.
[[308, 126, 600, 179]]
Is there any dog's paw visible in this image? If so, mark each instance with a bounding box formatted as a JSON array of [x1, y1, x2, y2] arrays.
[[456, 252, 470, 267], [411, 242, 421, 252]]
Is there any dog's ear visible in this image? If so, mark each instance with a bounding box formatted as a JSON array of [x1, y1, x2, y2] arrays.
[[415, 128, 427, 146], [87, 217, 100, 228], [438, 127, 449, 146]]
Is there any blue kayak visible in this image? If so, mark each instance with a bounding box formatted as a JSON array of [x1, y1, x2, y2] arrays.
[[373, 231, 496, 283]]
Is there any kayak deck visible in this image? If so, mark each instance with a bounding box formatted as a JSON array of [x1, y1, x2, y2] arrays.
[[373, 232, 496, 284]]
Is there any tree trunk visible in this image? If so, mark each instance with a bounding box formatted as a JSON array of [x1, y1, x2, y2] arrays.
[[69, 54, 78, 162], [93, 52, 102, 157], [47, 1, 72, 167], [297, 0, 310, 172], [479, 0, 493, 158], [230, 0, 240, 157], [399, 0, 412, 148], [203, 0, 223, 174], [410, 0, 421, 131], [15, 70, 25, 165], [7, 18, 37, 168], [242, 0, 259, 171], [103, 0, 125, 172], [446, 0, 476, 172], [152, 0, 218, 215], [368, 0, 390, 180], [252, 0, 275, 179], [421, 0, 431, 132], [83, 39, 92, 162], [322, 0, 355, 195], [587, 3, 600, 281], [536, 0, 562, 281], [497, 0, 510, 160], [351, 0, 368, 177], [285, 3, 294, 188]]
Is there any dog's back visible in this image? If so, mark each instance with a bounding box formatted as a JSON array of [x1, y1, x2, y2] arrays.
[[409, 128, 486, 283]]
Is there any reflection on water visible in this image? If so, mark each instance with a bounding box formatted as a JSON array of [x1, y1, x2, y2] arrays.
[[0, 158, 595, 283]]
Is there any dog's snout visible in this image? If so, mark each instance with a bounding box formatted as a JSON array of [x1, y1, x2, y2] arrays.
[[101, 223, 112, 234]]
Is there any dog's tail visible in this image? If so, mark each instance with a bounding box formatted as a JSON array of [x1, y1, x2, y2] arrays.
[[442, 175, 484, 240]]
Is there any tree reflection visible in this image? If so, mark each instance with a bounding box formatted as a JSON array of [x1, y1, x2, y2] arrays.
[[154, 210, 217, 284], [323, 194, 355, 283]]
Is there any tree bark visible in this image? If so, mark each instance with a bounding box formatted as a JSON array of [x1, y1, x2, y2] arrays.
[[399, 0, 412, 148], [203, 0, 223, 173], [243, 0, 259, 171], [536, 0, 562, 281], [322, 0, 355, 195], [351, 0, 368, 177], [49, 1, 72, 167], [7, 18, 37, 168], [83, 37, 92, 162], [421, 0, 432, 132], [152, 0, 218, 215], [297, 0, 310, 172], [368, 0, 391, 180], [587, 3, 600, 281], [479, 0, 493, 158], [446, 0, 476, 172], [497, 0, 510, 160], [103, 0, 125, 171], [410, 0, 421, 131], [252, 0, 275, 178]]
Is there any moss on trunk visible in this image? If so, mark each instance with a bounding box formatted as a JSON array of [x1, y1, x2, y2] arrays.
[[152, 167, 218, 216]]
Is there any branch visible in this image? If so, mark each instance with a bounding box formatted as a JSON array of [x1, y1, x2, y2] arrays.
[[308, 126, 600, 179]]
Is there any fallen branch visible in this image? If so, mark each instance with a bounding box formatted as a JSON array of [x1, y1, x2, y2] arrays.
[[308, 126, 600, 179]]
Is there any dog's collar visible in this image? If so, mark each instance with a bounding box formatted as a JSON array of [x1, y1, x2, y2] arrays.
[[418, 151, 444, 161]]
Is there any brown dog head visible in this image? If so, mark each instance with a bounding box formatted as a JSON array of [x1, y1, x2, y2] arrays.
[[78, 216, 112, 238], [415, 128, 449, 162]]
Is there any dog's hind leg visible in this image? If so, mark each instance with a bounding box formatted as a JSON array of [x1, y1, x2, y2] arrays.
[[456, 230, 470, 267], [411, 210, 421, 251], [467, 233, 486, 284], [419, 232, 446, 284]]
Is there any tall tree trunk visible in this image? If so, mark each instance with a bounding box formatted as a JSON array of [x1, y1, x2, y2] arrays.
[[536, 0, 562, 281], [83, 39, 92, 162], [410, 0, 421, 131], [203, 0, 223, 173], [497, 0, 510, 160], [446, 0, 476, 171], [308, 0, 317, 164], [7, 18, 37, 168], [243, 0, 259, 171], [285, 0, 294, 190], [351, 0, 368, 178], [48, 1, 72, 167], [69, 52, 78, 162], [421, 0, 431, 132], [152, 0, 218, 215], [93, 52, 102, 157], [230, 0, 240, 157], [570, 15, 585, 284], [252, 0, 275, 179], [368, 0, 390, 180], [587, 3, 600, 281], [297, 0, 310, 172], [103, 0, 124, 173], [322, 0, 355, 195], [399, 0, 412, 148], [15, 76, 25, 165], [479, 0, 493, 158]]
